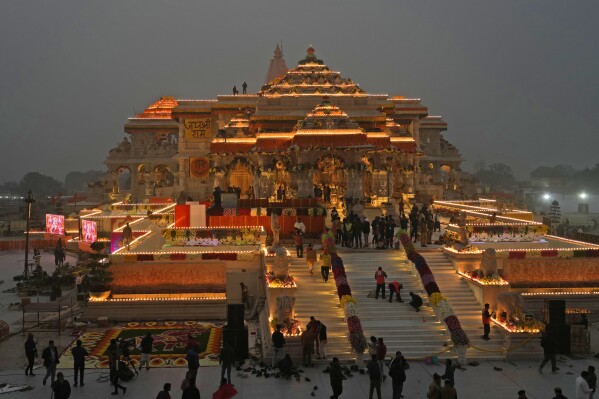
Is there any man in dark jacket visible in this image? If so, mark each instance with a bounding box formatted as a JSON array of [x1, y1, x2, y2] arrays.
[[362, 217, 371, 247], [330, 357, 344, 399], [24, 333, 37, 376], [140, 332, 154, 370], [52, 372, 71, 399], [352, 217, 362, 248], [71, 339, 88, 386], [271, 324, 286, 367], [538, 331, 558, 373], [367, 354, 382, 399], [186, 346, 200, 379], [219, 344, 236, 383], [42, 340, 59, 386], [388, 351, 407, 399], [278, 353, 293, 378]]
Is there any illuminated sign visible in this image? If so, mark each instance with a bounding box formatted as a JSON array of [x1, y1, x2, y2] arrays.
[[45, 214, 65, 236]]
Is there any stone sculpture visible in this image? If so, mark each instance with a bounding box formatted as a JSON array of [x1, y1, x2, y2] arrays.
[[496, 292, 525, 322], [272, 246, 289, 280], [276, 295, 296, 322], [481, 248, 498, 277]]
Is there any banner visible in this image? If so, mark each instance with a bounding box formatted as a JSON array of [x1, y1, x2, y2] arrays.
[[82, 220, 97, 243], [45, 214, 65, 236], [184, 118, 211, 141], [190, 157, 209, 178]]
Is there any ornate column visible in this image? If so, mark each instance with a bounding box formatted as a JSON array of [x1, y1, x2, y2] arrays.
[[296, 170, 312, 198], [177, 158, 186, 189]]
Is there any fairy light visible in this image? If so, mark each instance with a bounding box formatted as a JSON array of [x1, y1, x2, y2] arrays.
[[457, 271, 509, 285], [491, 317, 541, 334], [89, 294, 226, 302], [522, 291, 599, 296], [112, 250, 257, 255]]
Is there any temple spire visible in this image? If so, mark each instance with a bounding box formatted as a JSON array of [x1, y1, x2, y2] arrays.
[[264, 43, 289, 84]]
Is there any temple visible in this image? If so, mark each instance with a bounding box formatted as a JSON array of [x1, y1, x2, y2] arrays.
[[105, 46, 464, 208]]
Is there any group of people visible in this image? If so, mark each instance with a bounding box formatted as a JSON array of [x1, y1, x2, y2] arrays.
[[373, 266, 423, 310], [408, 204, 441, 248], [231, 81, 248, 95]]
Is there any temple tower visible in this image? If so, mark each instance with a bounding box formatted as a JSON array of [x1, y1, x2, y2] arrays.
[[264, 43, 288, 84]]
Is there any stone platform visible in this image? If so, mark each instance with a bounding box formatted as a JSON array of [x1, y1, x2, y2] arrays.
[[80, 297, 227, 321]]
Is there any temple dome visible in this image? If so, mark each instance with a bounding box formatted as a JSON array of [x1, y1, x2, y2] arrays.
[[261, 47, 366, 97]]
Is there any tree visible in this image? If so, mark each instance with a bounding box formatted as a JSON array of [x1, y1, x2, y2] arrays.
[[476, 163, 516, 188], [18, 172, 64, 196], [64, 170, 106, 193]]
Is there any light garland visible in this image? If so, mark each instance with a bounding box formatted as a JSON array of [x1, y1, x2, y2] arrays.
[[491, 317, 542, 334], [457, 271, 509, 286], [89, 294, 226, 302], [522, 291, 599, 296]]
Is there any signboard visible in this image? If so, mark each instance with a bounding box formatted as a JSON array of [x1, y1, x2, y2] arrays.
[[45, 214, 65, 236], [184, 118, 211, 141], [82, 220, 97, 243], [190, 157, 210, 178]]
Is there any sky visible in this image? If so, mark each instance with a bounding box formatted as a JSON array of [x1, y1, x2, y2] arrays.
[[1, 0, 598, 183]]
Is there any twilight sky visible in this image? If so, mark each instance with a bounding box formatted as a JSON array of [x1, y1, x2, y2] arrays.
[[1, 0, 598, 182]]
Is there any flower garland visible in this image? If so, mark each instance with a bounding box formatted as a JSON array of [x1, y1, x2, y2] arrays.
[[331, 254, 367, 353], [265, 274, 297, 288], [398, 230, 470, 347]]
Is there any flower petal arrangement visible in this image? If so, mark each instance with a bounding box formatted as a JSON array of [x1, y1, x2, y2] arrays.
[[330, 254, 367, 354], [399, 230, 470, 347]]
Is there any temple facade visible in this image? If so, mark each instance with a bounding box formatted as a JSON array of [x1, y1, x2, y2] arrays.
[[105, 46, 464, 207]]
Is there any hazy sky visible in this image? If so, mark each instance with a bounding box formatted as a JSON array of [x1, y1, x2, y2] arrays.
[[1, 1, 598, 183]]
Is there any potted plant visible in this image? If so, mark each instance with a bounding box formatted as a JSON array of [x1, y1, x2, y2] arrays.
[[87, 259, 113, 300]]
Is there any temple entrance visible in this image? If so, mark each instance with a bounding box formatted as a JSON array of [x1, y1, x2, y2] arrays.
[[314, 156, 346, 206], [112, 166, 131, 194], [228, 159, 254, 199]]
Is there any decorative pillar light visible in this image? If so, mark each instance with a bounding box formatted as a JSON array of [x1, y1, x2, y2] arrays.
[[23, 190, 35, 281]]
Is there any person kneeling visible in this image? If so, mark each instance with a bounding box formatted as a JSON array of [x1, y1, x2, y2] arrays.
[[278, 354, 294, 379], [408, 292, 423, 312]]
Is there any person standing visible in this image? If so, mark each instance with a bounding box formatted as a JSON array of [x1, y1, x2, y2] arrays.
[[294, 217, 306, 234], [156, 383, 171, 399], [122, 222, 133, 250], [42, 340, 59, 386], [181, 379, 201, 399], [440, 379, 457, 399], [301, 325, 314, 367], [330, 357, 344, 399], [372, 217, 380, 245], [408, 292, 423, 312], [367, 354, 382, 399], [419, 217, 428, 248], [140, 332, 154, 370], [321, 250, 331, 282], [375, 337, 387, 381], [427, 373, 442, 399], [186, 345, 200, 380], [52, 372, 71, 399], [294, 228, 304, 258], [538, 330, 558, 374], [374, 267, 387, 299], [24, 333, 37, 376], [482, 303, 494, 340], [318, 321, 328, 359], [517, 389, 528, 399], [576, 371, 593, 399], [75, 273, 83, 293], [440, 359, 456, 385], [352, 216, 362, 248], [108, 339, 126, 395], [388, 280, 403, 303], [232, 86, 238, 95], [362, 217, 370, 248], [271, 324, 286, 367], [388, 352, 407, 399], [219, 344, 236, 384], [587, 366, 597, 398], [71, 339, 88, 387], [242, 81, 248, 94], [306, 243, 317, 276]]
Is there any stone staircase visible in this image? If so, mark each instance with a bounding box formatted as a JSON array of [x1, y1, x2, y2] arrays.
[[337, 248, 452, 360], [288, 254, 354, 361], [419, 249, 506, 359]]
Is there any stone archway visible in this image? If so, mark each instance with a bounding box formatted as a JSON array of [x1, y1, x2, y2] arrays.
[[112, 166, 131, 194], [228, 158, 254, 198]]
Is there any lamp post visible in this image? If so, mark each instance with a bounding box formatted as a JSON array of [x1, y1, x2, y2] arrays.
[[23, 190, 35, 281]]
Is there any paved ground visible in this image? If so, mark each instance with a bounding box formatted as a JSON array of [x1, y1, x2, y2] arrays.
[[2, 250, 599, 398], [2, 357, 599, 398]]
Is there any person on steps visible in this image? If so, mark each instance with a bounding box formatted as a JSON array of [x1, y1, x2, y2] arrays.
[[408, 292, 423, 312]]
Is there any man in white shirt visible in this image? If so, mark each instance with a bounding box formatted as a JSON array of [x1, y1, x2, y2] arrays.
[[576, 370, 594, 399], [294, 218, 306, 234]]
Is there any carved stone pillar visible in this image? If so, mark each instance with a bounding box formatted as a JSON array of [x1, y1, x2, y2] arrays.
[[177, 158, 186, 189], [111, 172, 119, 194], [296, 171, 311, 198]]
